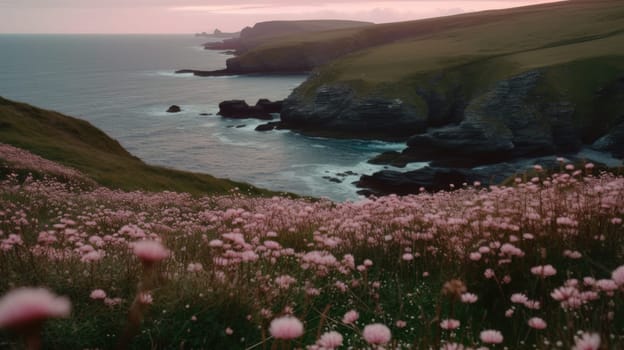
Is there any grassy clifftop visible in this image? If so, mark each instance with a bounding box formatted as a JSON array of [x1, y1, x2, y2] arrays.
[[298, 0, 623, 92], [0, 97, 268, 195], [210, 20, 372, 55], [230, 1, 624, 80]]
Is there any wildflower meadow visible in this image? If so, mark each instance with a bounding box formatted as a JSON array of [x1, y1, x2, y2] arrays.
[[0, 143, 623, 349]]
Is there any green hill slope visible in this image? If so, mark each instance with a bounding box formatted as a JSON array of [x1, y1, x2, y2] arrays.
[[0, 97, 268, 195], [298, 0, 623, 91], [228, 1, 623, 75], [275, 0, 624, 160], [207, 20, 373, 55]]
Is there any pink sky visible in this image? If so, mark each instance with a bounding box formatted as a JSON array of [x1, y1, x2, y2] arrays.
[[0, 0, 562, 34]]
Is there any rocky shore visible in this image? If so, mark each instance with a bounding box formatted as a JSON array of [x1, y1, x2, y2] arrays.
[[273, 69, 623, 196], [209, 68, 623, 197], [217, 73, 620, 196]]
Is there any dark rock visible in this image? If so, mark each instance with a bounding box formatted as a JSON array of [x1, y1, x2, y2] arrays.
[[281, 85, 428, 139], [166, 105, 182, 113], [236, 125, 246, 128], [417, 76, 466, 127], [356, 155, 605, 196], [368, 151, 410, 168], [255, 123, 277, 132], [357, 167, 468, 195], [593, 120, 624, 158], [218, 100, 273, 120], [357, 189, 379, 197], [323, 176, 342, 183], [255, 99, 283, 113], [199, 113, 210, 116]]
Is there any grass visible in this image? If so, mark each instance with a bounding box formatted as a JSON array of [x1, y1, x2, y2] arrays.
[[0, 149, 622, 349], [0, 97, 272, 196], [229, 20, 373, 55], [233, 0, 624, 78]]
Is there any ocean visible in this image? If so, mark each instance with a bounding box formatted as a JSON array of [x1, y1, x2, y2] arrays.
[[0, 34, 424, 201]]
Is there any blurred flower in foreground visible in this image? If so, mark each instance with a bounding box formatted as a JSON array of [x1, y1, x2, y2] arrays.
[[0, 287, 71, 349]]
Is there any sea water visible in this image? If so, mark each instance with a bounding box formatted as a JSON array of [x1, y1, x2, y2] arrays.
[[0, 34, 424, 201]]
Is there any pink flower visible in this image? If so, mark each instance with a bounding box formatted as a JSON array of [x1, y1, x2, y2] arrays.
[[505, 308, 515, 318], [90, 289, 106, 300], [104, 297, 122, 307], [527, 317, 547, 330], [596, 279, 618, 292], [461, 293, 478, 303], [0, 287, 71, 328], [318, 331, 343, 349], [480, 329, 503, 344], [612, 265, 624, 286], [395, 320, 407, 328], [363, 323, 392, 345], [510, 293, 528, 304], [132, 240, 169, 263], [187, 262, 203, 272], [138, 292, 153, 304], [469, 252, 482, 261], [225, 327, 234, 335], [572, 332, 601, 350], [530, 265, 557, 278], [269, 316, 304, 340], [342, 310, 359, 324], [440, 319, 461, 330], [484, 268, 495, 279]]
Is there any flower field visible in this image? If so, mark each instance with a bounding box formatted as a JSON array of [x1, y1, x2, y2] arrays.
[[0, 143, 623, 349]]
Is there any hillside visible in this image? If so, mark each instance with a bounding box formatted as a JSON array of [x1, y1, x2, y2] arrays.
[[275, 0, 624, 159], [0, 97, 268, 195], [227, 1, 622, 74], [205, 20, 373, 55]]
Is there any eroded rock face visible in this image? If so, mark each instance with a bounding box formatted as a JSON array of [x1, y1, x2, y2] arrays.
[[281, 85, 428, 138], [593, 121, 624, 158], [404, 71, 582, 162]]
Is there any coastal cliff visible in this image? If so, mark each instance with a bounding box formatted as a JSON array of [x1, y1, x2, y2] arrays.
[[274, 0, 624, 194]]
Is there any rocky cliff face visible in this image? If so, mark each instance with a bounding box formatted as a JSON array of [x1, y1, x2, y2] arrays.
[[407, 70, 581, 161], [282, 68, 623, 196], [281, 85, 428, 138], [283, 70, 601, 158]]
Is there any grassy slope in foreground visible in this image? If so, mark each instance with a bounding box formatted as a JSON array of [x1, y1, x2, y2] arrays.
[[0, 97, 268, 196]]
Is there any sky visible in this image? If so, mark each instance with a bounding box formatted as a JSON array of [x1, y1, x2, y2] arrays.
[[0, 0, 561, 34]]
